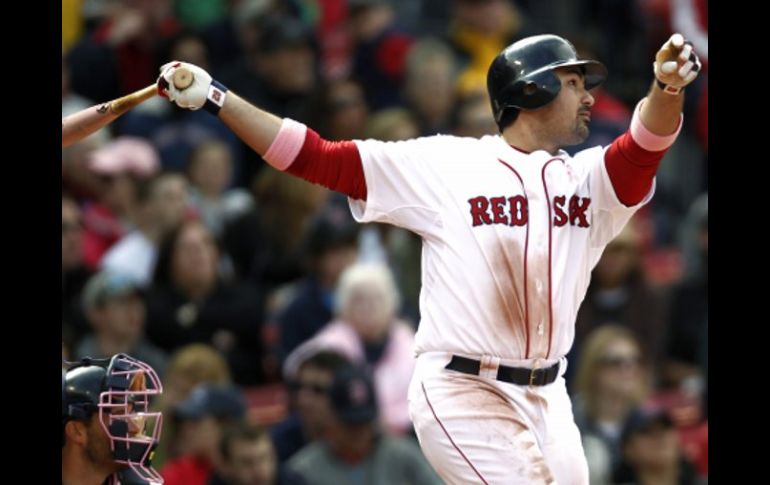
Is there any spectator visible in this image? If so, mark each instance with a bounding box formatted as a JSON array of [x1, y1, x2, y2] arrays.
[[348, 0, 414, 110], [402, 38, 457, 135], [222, 169, 331, 292], [572, 325, 650, 485], [287, 366, 442, 484], [187, 140, 254, 238], [145, 220, 264, 385], [76, 270, 168, 376], [162, 384, 248, 485], [276, 206, 360, 362], [100, 172, 189, 286], [571, 219, 669, 382], [271, 350, 351, 465], [67, 0, 181, 102], [154, 343, 233, 467], [613, 406, 700, 485], [82, 136, 160, 269], [284, 263, 416, 434], [215, 422, 308, 485], [446, 0, 532, 96]]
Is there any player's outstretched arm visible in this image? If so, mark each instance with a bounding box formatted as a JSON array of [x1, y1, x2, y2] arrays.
[[157, 61, 368, 200], [640, 33, 702, 135], [601, 33, 701, 207]]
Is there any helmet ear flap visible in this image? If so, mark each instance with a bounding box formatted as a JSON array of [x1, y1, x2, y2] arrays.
[[507, 69, 563, 112]]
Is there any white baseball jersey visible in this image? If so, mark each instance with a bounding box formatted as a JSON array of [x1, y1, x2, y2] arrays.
[[347, 133, 653, 484], [348, 134, 653, 362]]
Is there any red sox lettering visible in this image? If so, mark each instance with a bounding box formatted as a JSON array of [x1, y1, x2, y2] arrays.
[[468, 195, 591, 228]]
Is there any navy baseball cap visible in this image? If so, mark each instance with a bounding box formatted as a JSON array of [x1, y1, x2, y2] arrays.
[[329, 366, 378, 425], [174, 385, 247, 421]]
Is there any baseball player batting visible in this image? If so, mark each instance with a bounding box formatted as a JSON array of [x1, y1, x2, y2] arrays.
[[155, 34, 701, 484]]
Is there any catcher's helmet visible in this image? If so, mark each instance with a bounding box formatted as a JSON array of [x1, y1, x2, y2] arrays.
[[487, 34, 607, 127], [62, 354, 164, 484]]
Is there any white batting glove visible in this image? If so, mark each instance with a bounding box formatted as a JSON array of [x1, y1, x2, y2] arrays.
[[157, 61, 229, 114], [653, 33, 702, 95]]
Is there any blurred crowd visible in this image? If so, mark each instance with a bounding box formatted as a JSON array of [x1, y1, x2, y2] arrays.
[[62, 0, 707, 484]]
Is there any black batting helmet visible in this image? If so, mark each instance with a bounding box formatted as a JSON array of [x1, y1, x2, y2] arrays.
[[487, 34, 607, 129]]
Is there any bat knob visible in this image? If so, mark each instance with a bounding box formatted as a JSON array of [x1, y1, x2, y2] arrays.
[[173, 68, 194, 90]]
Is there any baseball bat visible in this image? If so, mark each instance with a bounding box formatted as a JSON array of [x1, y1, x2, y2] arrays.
[[61, 68, 194, 148]]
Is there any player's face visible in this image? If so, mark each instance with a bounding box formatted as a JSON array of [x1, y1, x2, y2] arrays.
[[537, 68, 595, 147], [85, 415, 122, 474]]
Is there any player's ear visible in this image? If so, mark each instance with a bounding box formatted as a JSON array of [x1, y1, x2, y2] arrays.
[[64, 419, 88, 446]]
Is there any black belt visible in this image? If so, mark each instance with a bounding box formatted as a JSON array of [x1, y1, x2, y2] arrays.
[[445, 355, 560, 386]]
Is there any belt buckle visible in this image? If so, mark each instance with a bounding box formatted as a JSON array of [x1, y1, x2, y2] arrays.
[[529, 367, 538, 386]]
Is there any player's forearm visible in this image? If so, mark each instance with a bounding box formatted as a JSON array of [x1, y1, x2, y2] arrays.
[[62, 85, 159, 147], [218, 92, 283, 156], [62, 107, 118, 147], [605, 131, 663, 206], [219, 93, 367, 199], [605, 89, 684, 207], [639, 81, 685, 136]]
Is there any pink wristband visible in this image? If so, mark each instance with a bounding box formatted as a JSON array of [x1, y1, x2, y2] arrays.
[[630, 99, 683, 151], [263, 118, 307, 171]]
